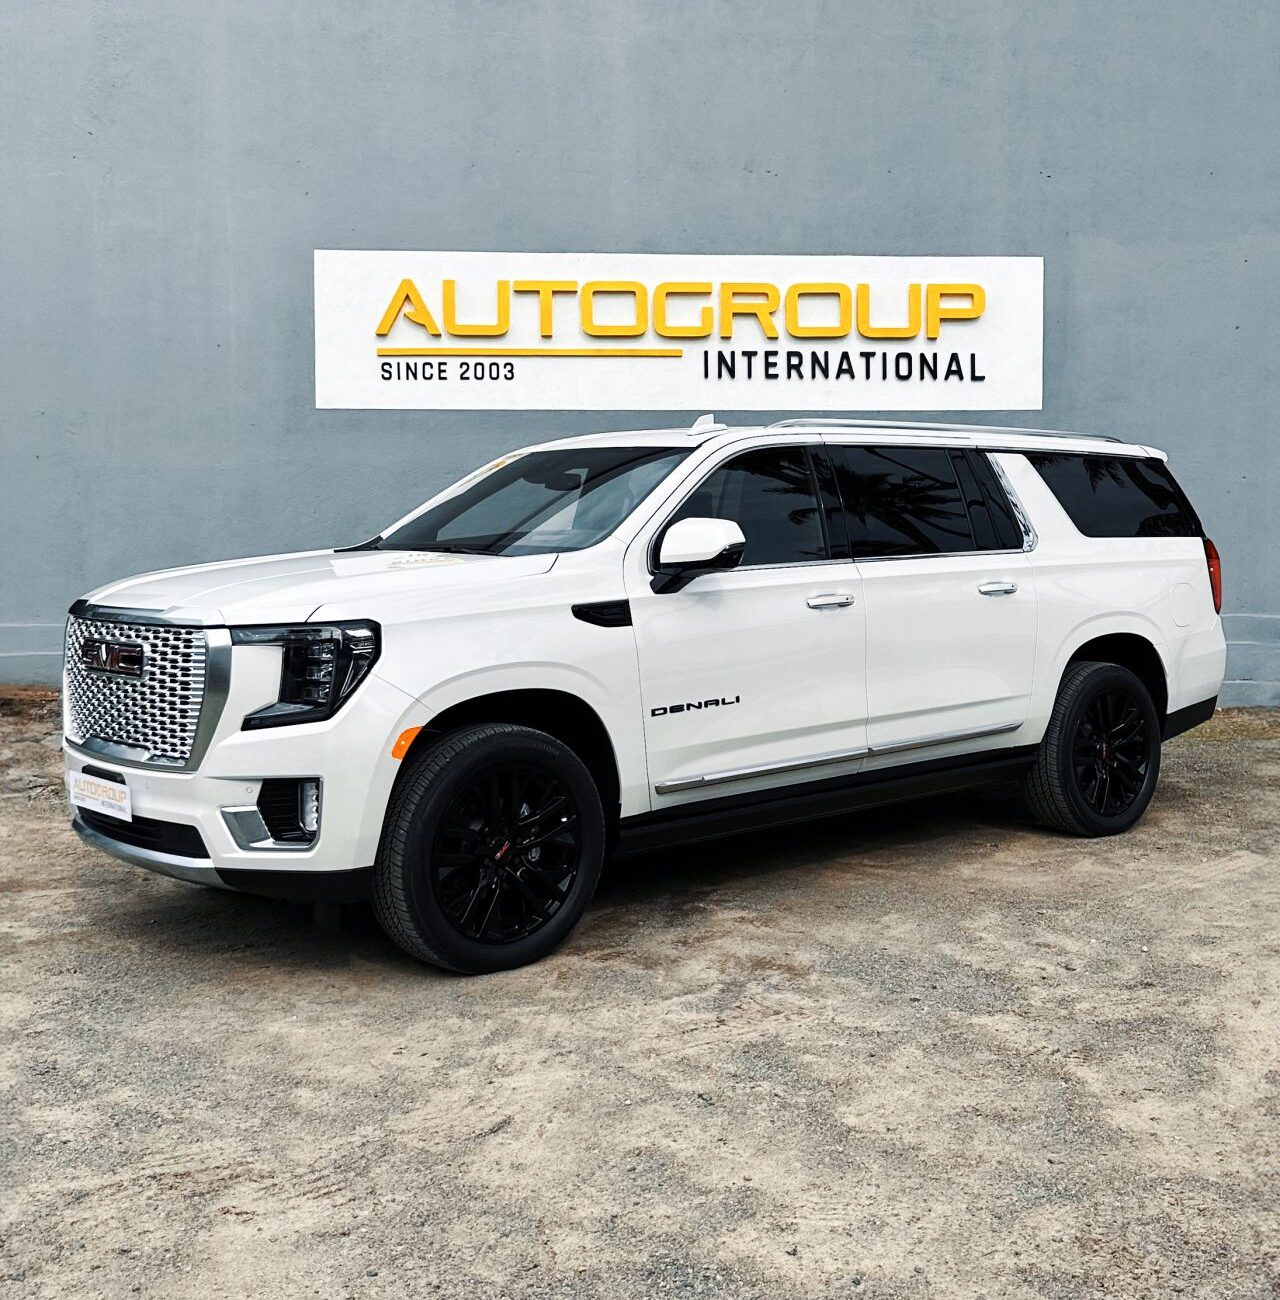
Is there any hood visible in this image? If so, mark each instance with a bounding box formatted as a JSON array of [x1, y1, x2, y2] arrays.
[[83, 549, 559, 624]]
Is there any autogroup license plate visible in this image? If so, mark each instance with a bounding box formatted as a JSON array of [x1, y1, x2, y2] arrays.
[[68, 770, 133, 822]]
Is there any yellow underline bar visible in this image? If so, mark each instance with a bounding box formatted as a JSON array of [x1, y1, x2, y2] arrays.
[[376, 347, 684, 358]]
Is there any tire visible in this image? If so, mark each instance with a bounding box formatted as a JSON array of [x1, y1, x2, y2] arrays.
[[1022, 661, 1162, 836], [372, 724, 605, 973]]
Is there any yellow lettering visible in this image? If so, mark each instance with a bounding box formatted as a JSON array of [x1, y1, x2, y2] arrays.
[[375, 279, 441, 336], [785, 283, 852, 338], [653, 282, 713, 338], [856, 283, 922, 339], [926, 283, 985, 339], [581, 281, 648, 337], [720, 283, 780, 340], [512, 280, 578, 338], [442, 279, 511, 337]]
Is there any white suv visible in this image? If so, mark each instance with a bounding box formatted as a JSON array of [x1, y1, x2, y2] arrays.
[[64, 417, 1226, 972]]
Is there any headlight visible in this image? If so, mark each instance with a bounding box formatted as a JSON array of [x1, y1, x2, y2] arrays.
[[231, 622, 380, 729]]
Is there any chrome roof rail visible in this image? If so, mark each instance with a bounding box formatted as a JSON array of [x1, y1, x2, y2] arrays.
[[765, 417, 1123, 443]]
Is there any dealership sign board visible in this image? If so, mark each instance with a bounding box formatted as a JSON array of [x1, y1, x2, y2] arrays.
[[314, 250, 1042, 411]]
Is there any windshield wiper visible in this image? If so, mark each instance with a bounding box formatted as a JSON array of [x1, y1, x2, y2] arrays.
[[377, 541, 496, 555]]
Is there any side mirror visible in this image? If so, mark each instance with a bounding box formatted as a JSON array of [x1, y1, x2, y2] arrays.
[[651, 517, 746, 592]]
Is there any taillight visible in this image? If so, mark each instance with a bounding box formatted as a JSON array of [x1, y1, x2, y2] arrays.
[[1204, 538, 1222, 614]]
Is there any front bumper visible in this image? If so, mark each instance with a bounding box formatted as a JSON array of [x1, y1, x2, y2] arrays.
[[65, 664, 418, 890], [73, 813, 228, 887]]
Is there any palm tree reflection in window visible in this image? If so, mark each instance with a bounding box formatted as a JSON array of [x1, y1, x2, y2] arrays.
[[674, 448, 826, 565], [1028, 453, 1198, 539], [835, 447, 973, 557]]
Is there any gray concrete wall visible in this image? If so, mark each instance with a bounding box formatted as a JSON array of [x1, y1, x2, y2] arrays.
[[2, 1, 1277, 701]]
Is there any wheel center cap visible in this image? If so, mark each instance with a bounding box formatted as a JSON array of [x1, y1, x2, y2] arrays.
[[492, 838, 512, 862]]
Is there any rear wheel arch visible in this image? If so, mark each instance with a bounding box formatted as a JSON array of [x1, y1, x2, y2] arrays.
[[1064, 632, 1168, 724]]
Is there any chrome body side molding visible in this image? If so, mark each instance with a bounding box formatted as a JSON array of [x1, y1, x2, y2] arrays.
[[654, 720, 1024, 796]]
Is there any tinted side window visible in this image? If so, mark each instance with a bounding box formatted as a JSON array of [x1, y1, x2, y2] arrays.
[[669, 447, 827, 566], [830, 445, 974, 558], [1025, 454, 1202, 538]]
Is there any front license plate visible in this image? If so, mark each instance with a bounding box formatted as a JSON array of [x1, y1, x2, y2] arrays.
[[68, 770, 132, 822]]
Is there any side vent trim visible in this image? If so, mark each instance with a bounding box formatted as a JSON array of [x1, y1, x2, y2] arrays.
[[572, 600, 632, 629]]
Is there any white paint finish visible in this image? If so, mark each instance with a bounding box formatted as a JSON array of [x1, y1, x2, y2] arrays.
[[625, 558, 869, 803], [854, 550, 1037, 750], [315, 250, 1044, 411], [996, 452, 1225, 723], [60, 423, 1228, 877], [657, 517, 745, 567], [1171, 583, 1196, 627]]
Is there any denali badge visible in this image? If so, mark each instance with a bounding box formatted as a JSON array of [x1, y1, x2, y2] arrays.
[[80, 638, 145, 678], [651, 695, 740, 717]]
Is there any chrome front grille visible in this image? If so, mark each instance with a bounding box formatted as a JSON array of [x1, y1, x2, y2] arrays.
[[64, 614, 209, 766]]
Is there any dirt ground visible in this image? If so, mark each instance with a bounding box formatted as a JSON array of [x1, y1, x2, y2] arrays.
[[2, 694, 1277, 1300]]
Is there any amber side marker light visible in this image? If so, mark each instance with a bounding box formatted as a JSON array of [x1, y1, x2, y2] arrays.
[[391, 726, 423, 760], [1204, 538, 1223, 614]]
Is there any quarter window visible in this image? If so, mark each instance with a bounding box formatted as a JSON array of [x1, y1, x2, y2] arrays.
[[829, 445, 974, 558], [1025, 453, 1202, 538], [668, 447, 827, 566]]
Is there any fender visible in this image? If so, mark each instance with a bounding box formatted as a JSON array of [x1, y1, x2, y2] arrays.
[[1026, 611, 1170, 737], [381, 661, 649, 819]]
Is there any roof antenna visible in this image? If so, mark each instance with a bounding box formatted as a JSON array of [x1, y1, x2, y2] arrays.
[[689, 413, 726, 434]]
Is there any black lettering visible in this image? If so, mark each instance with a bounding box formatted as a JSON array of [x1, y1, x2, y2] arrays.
[[786, 351, 803, 380], [717, 351, 736, 379], [920, 352, 937, 380], [970, 352, 985, 382], [651, 706, 667, 717], [836, 351, 855, 379], [764, 350, 779, 380], [860, 351, 876, 379], [811, 351, 831, 380], [945, 352, 964, 380], [741, 350, 757, 379], [895, 352, 912, 380], [381, 362, 392, 380], [670, 703, 685, 714]]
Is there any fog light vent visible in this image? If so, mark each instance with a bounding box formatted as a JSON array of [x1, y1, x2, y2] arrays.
[[257, 778, 321, 845]]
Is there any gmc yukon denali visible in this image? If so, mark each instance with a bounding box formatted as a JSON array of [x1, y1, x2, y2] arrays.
[[64, 417, 1226, 972]]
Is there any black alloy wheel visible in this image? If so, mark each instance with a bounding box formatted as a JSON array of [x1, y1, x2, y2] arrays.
[[1022, 660, 1162, 836], [373, 723, 605, 972], [431, 763, 581, 944], [1070, 687, 1151, 817]]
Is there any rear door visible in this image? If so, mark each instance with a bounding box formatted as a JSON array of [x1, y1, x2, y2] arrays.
[[625, 443, 868, 806], [825, 440, 1038, 755]]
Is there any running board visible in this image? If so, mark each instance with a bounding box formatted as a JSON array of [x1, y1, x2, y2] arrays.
[[653, 721, 1022, 796], [619, 744, 1039, 857]]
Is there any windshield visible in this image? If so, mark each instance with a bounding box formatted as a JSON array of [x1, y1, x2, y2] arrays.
[[376, 446, 689, 556]]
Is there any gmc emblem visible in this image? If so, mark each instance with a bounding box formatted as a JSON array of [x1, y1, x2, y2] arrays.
[[80, 638, 145, 678]]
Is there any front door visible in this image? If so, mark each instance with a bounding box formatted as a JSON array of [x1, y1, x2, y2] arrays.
[[625, 445, 868, 808]]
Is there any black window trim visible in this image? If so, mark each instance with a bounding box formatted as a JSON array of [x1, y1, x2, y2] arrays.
[[647, 442, 842, 576], [821, 441, 1036, 564]]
